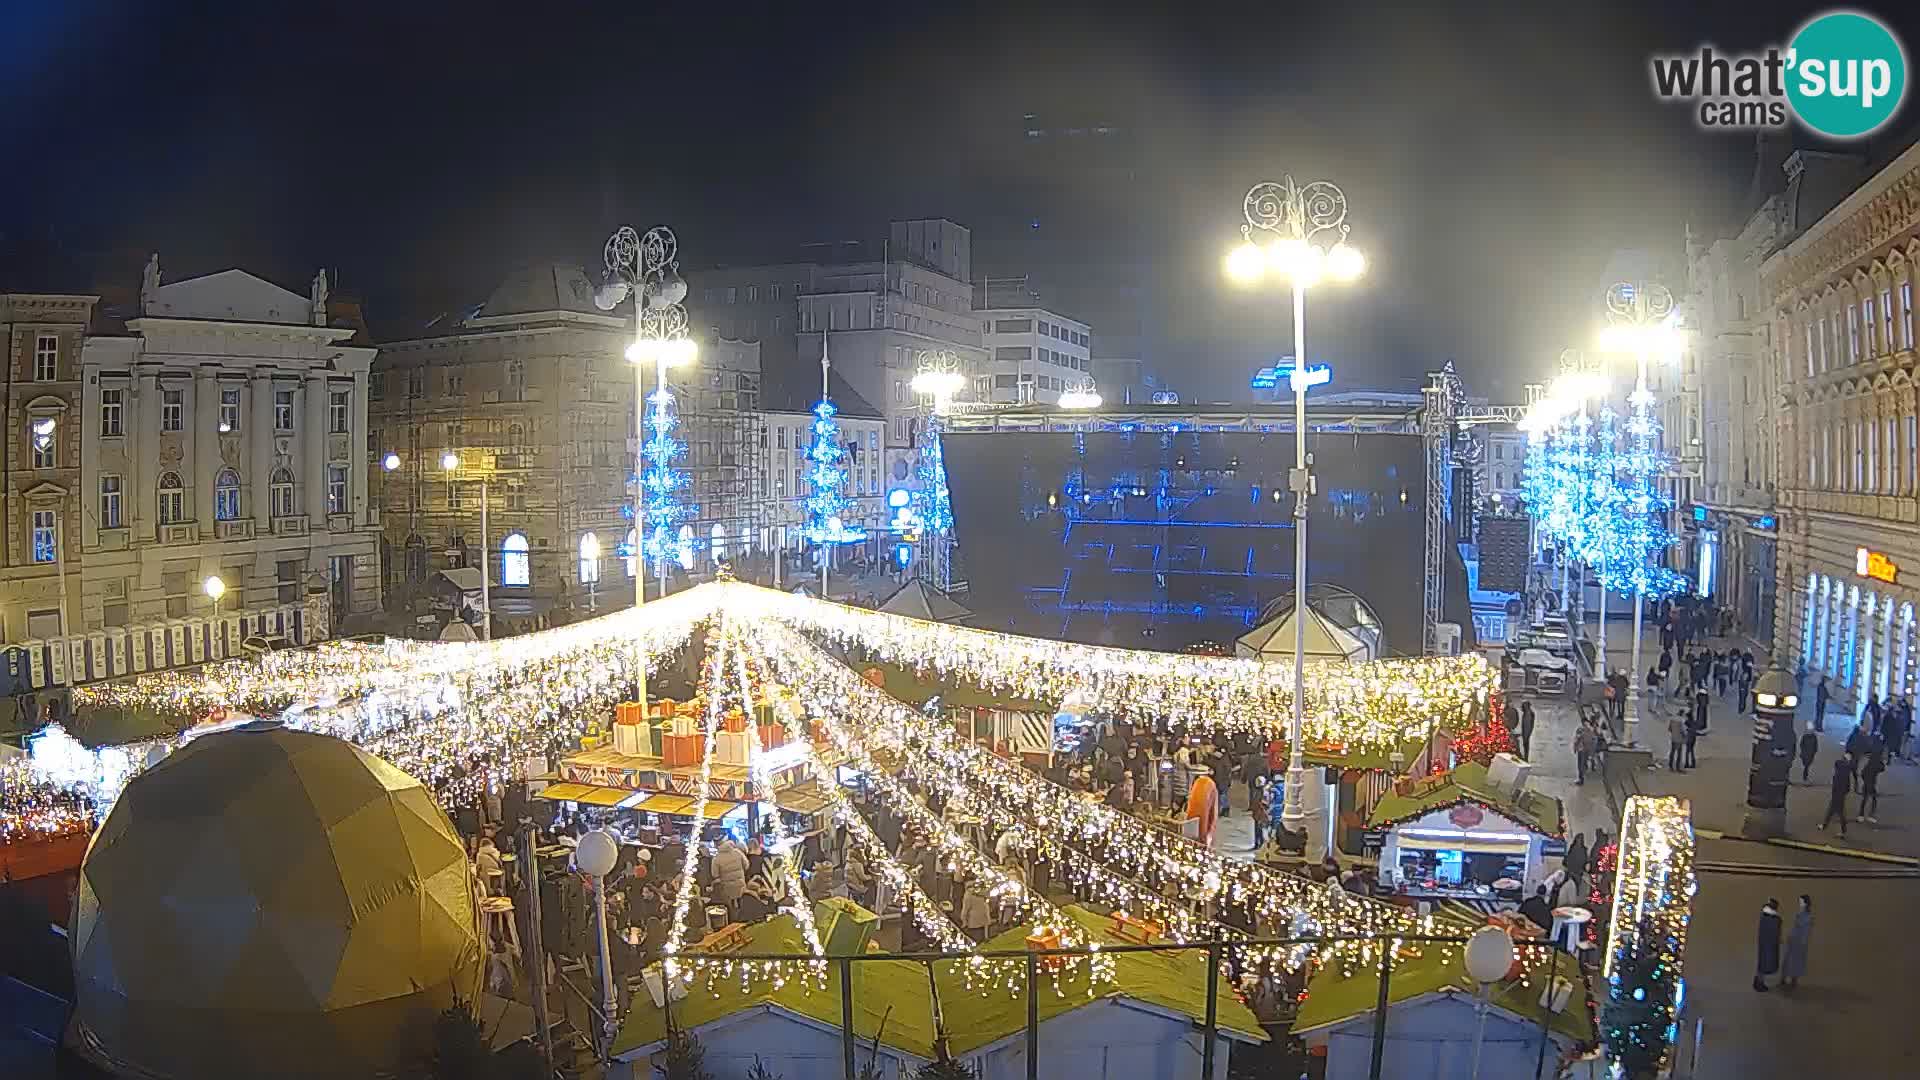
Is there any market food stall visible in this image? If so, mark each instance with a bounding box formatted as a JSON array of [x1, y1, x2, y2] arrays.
[[1367, 758, 1564, 905]]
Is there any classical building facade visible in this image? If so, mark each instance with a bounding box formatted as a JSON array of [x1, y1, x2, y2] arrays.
[[2, 289, 98, 642], [1763, 140, 1920, 702], [79, 262, 381, 626], [372, 264, 774, 620]]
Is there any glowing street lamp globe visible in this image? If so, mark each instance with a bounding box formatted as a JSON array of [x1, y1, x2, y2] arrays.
[[202, 576, 226, 601], [440, 452, 460, 472], [382, 452, 401, 472]]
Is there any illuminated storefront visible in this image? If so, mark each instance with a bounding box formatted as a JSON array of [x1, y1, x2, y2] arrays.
[[1800, 548, 1919, 703]]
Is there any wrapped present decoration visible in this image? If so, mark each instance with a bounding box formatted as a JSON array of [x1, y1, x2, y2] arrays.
[[670, 716, 700, 738], [662, 733, 701, 768], [1025, 927, 1065, 972], [716, 730, 753, 767], [809, 719, 830, 745], [756, 722, 787, 750], [643, 722, 665, 757], [722, 709, 748, 734]]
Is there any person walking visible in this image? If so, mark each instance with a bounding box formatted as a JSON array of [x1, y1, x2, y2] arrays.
[[1864, 695, 1884, 737], [1714, 653, 1729, 698], [1249, 775, 1270, 852], [1814, 675, 1830, 733], [1667, 710, 1688, 772], [1562, 832, 1588, 895], [1859, 747, 1885, 823], [1755, 898, 1782, 992], [1574, 723, 1592, 785], [1684, 706, 1701, 769], [1647, 665, 1664, 708], [1798, 728, 1819, 783], [1609, 670, 1629, 725], [1820, 757, 1852, 837], [1693, 685, 1711, 738], [1781, 895, 1814, 991], [1518, 701, 1536, 760]]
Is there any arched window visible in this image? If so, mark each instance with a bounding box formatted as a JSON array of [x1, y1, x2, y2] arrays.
[[157, 471, 185, 524], [675, 524, 695, 571], [214, 468, 242, 521], [624, 528, 637, 578], [578, 531, 601, 585], [502, 532, 531, 586], [711, 523, 727, 564], [270, 467, 296, 518]]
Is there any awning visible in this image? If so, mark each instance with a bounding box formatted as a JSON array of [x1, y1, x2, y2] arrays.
[[533, 782, 599, 803]]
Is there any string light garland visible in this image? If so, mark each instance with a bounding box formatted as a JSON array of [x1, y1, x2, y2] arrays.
[[662, 629, 729, 984], [1601, 796, 1694, 1077], [734, 585, 1497, 747]]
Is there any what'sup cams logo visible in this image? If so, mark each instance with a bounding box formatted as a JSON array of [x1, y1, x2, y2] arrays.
[[1652, 10, 1908, 138]]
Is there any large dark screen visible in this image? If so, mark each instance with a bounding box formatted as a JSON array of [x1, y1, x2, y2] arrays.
[[945, 429, 1459, 654]]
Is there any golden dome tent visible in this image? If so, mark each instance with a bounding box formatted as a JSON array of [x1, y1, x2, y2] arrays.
[[69, 720, 483, 1079]]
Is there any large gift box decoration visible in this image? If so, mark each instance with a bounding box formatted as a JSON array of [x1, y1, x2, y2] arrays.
[[716, 730, 754, 766], [662, 732, 702, 768], [670, 716, 700, 738], [613, 701, 647, 755], [722, 708, 749, 734], [756, 722, 787, 749]]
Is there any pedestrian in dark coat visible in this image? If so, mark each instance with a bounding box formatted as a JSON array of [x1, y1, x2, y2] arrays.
[[1798, 729, 1819, 782], [1781, 895, 1814, 990], [1821, 758, 1852, 837], [1693, 687, 1710, 735], [1518, 701, 1536, 760], [1755, 898, 1782, 992], [1562, 832, 1588, 893], [1814, 676, 1830, 732]]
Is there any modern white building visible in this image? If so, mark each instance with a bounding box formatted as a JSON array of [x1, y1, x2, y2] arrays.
[[977, 304, 1092, 405]]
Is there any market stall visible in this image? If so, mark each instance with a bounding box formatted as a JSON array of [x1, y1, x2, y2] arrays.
[[1367, 758, 1564, 905]]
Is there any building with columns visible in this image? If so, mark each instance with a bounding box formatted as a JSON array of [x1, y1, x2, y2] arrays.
[[74, 260, 381, 638], [1762, 139, 1920, 703]]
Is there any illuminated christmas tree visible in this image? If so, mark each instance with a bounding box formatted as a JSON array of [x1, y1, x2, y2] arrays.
[[803, 398, 859, 546], [643, 386, 694, 574]]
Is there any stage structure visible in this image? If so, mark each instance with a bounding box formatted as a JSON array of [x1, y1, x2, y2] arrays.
[[943, 363, 1523, 654]]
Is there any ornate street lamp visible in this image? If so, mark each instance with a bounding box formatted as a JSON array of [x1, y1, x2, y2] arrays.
[[1225, 177, 1365, 849], [597, 225, 697, 707]]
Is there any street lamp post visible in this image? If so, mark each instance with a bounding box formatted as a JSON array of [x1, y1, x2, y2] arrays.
[[1226, 177, 1365, 847], [597, 225, 696, 708], [442, 452, 490, 640], [203, 575, 226, 654], [573, 829, 621, 1060], [1598, 282, 1683, 747]]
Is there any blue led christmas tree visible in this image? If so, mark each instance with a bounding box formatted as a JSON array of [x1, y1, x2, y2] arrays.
[[916, 421, 953, 536], [1617, 385, 1689, 600], [803, 398, 860, 545], [642, 386, 694, 574]]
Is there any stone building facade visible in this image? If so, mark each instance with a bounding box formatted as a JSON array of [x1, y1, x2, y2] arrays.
[[1763, 140, 1920, 703], [1, 290, 97, 642]]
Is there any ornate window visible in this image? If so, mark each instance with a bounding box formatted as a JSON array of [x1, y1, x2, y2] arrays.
[[215, 468, 242, 521], [578, 532, 601, 584], [501, 532, 531, 586], [158, 471, 185, 524], [270, 467, 296, 518]]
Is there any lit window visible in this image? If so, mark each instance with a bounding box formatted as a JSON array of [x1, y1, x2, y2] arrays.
[[219, 388, 241, 432], [327, 466, 348, 514], [99, 475, 122, 529], [579, 532, 601, 584], [215, 468, 242, 520], [29, 418, 55, 469], [502, 532, 531, 586], [30, 510, 55, 562]]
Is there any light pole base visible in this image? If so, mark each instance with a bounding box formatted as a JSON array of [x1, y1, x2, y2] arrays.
[[1279, 766, 1328, 863], [1742, 806, 1788, 841], [1622, 689, 1641, 747]]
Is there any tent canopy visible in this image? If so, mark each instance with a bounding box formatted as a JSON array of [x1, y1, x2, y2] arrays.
[[433, 567, 485, 594], [1236, 604, 1371, 663], [877, 579, 974, 624]]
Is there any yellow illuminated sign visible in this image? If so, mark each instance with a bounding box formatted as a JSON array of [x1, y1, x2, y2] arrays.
[[1857, 547, 1899, 584]]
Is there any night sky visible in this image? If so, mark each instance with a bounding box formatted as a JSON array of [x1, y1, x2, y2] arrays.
[[4, 0, 1915, 401]]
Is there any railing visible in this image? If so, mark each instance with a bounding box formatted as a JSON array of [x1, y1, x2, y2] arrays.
[[2, 600, 322, 690], [616, 932, 1580, 1080]]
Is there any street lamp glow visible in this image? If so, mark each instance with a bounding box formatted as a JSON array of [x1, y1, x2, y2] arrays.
[[202, 576, 226, 601], [625, 340, 654, 364], [1597, 321, 1684, 361], [1058, 383, 1103, 409], [1225, 241, 1266, 284], [1325, 242, 1366, 282], [441, 451, 460, 472], [382, 452, 401, 472], [910, 369, 965, 398], [665, 338, 698, 368]]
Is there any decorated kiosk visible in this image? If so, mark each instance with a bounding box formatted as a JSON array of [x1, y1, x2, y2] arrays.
[[1367, 756, 1564, 904]]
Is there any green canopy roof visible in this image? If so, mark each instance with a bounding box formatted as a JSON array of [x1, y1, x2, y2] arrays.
[[862, 661, 1053, 713], [611, 905, 1267, 1059], [1365, 760, 1564, 836], [1293, 938, 1595, 1047]]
